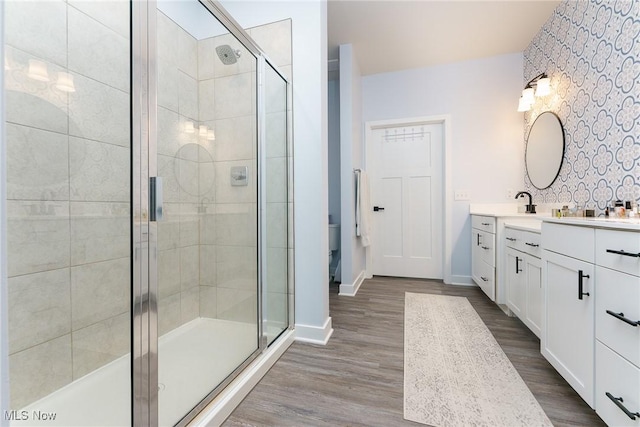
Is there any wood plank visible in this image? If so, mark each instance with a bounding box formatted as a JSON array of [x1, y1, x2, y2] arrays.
[[224, 277, 605, 426]]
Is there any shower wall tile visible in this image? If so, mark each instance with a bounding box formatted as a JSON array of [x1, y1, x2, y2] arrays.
[[199, 244, 217, 286], [157, 107, 182, 157], [215, 161, 255, 204], [198, 38, 215, 81], [68, 6, 129, 93], [68, 1, 130, 38], [72, 312, 129, 380], [7, 200, 70, 277], [178, 27, 198, 80], [248, 20, 292, 68], [266, 112, 287, 158], [216, 288, 257, 324], [214, 72, 253, 120], [267, 203, 287, 248], [214, 115, 256, 161], [6, 0, 67, 67], [265, 71, 287, 114], [215, 203, 257, 247], [199, 209, 216, 246], [158, 292, 181, 336], [216, 245, 257, 291], [199, 285, 217, 318], [70, 202, 129, 266], [266, 157, 287, 203], [179, 204, 200, 247], [158, 155, 180, 203], [180, 245, 199, 291], [71, 257, 129, 330], [9, 335, 72, 410], [158, 60, 180, 114], [8, 268, 71, 354], [178, 71, 198, 121], [158, 203, 180, 250], [157, 11, 179, 66], [68, 74, 129, 147], [198, 79, 216, 122], [181, 287, 199, 324], [6, 123, 69, 201], [210, 33, 255, 79], [199, 161, 216, 201], [175, 158, 200, 203], [69, 137, 129, 202], [266, 247, 287, 294], [266, 292, 287, 329], [159, 248, 181, 298]]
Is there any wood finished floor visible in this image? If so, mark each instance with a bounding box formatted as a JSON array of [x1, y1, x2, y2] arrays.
[[224, 277, 606, 427]]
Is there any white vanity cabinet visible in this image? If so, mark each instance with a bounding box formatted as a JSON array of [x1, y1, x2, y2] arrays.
[[593, 229, 640, 426], [472, 215, 496, 301], [504, 226, 542, 338], [542, 222, 596, 407]]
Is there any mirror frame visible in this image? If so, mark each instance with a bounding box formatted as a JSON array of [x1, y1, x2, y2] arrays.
[[525, 111, 565, 190]]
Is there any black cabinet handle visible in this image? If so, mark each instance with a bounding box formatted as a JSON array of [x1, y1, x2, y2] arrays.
[[373, 206, 385, 212], [606, 310, 640, 327], [515, 256, 522, 274], [481, 246, 490, 250], [481, 222, 491, 226], [477, 234, 481, 246], [525, 242, 540, 247], [506, 237, 516, 242], [606, 392, 640, 420], [578, 270, 590, 300], [480, 276, 488, 282], [606, 249, 640, 258]]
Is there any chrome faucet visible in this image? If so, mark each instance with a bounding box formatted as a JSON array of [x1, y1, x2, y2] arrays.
[[515, 191, 536, 214]]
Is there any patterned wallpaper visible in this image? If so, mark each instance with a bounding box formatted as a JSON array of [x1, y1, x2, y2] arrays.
[[523, 0, 640, 212]]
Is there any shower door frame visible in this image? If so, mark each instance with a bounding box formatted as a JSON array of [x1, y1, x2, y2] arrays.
[[131, 1, 294, 426]]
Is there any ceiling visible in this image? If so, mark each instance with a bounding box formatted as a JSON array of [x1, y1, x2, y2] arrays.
[[328, 0, 561, 76]]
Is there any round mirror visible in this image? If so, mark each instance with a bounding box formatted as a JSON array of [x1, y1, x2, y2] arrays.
[[525, 111, 565, 189]]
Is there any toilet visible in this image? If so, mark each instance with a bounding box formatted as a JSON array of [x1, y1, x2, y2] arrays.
[[328, 224, 340, 278]]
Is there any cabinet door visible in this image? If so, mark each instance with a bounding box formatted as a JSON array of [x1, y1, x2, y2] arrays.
[[506, 247, 525, 318], [525, 255, 542, 338], [542, 250, 595, 408], [472, 229, 483, 284]]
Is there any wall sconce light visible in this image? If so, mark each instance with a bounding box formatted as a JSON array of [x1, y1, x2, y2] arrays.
[[207, 129, 215, 141], [517, 73, 550, 112], [27, 59, 50, 82], [4, 50, 12, 71], [199, 125, 208, 137], [55, 71, 76, 92], [184, 121, 195, 133]]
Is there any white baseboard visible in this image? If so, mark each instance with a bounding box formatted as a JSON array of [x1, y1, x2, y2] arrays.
[[447, 275, 476, 287], [191, 329, 295, 427], [295, 317, 334, 345], [338, 270, 365, 296]]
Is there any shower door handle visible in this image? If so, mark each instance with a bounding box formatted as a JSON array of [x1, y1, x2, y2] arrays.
[[150, 177, 163, 222]]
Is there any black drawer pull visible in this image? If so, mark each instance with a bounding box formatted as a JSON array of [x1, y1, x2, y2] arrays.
[[525, 242, 539, 247], [578, 270, 590, 300], [515, 256, 522, 274], [606, 249, 640, 258], [481, 246, 490, 250], [481, 222, 491, 226], [606, 310, 640, 327], [480, 276, 489, 282], [477, 233, 481, 246], [506, 237, 516, 242], [606, 392, 640, 420]]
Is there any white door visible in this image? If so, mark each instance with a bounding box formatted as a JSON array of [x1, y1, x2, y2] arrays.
[[369, 123, 443, 279]]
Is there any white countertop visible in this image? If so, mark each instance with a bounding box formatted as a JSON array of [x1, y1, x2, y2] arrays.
[[503, 219, 542, 233], [543, 216, 640, 231]]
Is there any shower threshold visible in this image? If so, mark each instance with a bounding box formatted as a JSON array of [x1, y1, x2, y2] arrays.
[[11, 318, 257, 427]]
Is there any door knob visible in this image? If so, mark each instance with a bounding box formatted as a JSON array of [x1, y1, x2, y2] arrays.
[[373, 206, 385, 212]]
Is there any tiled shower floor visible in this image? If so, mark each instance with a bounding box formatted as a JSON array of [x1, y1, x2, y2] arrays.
[[12, 318, 257, 426]]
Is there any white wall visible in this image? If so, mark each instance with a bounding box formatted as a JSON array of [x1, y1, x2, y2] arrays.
[[338, 44, 366, 295], [220, 0, 332, 343], [362, 53, 524, 281]]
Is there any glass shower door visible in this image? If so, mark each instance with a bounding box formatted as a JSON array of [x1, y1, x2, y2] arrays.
[[4, 1, 132, 425], [154, 2, 260, 425]]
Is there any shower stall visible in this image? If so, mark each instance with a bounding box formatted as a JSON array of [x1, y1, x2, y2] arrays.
[[1, 0, 292, 425]]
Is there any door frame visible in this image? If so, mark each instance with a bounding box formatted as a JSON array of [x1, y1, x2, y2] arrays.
[[364, 115, 452, 284]]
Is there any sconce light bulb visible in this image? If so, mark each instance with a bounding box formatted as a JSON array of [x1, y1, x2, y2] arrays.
[[184, 121, 195, 133], [55, 71, 76, 92], [517, 96, 531, 112], [522, 87, 535, 105], [27, 59, 50, 82], [207, 130, 216, 141], [535, 77, 550, 97], [199, 125, 208, 137]]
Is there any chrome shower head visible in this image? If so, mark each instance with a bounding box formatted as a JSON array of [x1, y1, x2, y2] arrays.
[[215, 45, 240, 65]]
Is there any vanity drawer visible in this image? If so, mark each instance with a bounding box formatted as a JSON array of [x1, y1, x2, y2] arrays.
[[595, 266, 640, 367], [542, 222, 595, 263], [596, 229, 640, 277], [477, 230, 495, 267], [595, 341, 640, 427], [476, 259, 495, 301], [472, 215, 496, 234], [505, 229, 541, 258]]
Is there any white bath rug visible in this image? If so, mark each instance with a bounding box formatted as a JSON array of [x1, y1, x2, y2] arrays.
[[404, 293, 553, 427]]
